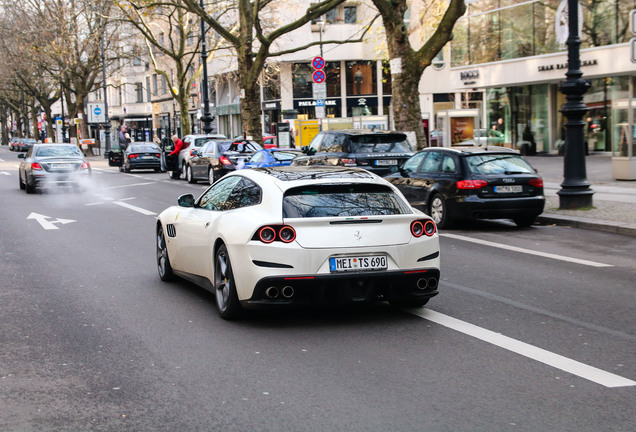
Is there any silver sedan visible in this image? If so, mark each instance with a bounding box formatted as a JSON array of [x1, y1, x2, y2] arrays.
[[18, 143, 92, 193]]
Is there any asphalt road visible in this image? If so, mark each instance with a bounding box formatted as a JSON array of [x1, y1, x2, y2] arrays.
[[1, 146, 635, 432]]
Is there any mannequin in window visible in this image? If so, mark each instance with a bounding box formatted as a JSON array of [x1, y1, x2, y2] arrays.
[[354, 67, 363, 94]]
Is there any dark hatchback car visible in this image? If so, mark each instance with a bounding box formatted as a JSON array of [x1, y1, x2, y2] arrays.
[[186, 139, 261, 184], [384, 147, 544, 228], [291, 129, 414, 176], [109, 142, 163, 172]]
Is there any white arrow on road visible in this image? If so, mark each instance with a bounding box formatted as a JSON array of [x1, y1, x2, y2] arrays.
[[0, 172, 10, 175], [27, 212, 77, 230]]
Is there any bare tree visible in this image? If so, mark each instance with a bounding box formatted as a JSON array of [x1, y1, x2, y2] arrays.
[[370, 0, 466, 149]]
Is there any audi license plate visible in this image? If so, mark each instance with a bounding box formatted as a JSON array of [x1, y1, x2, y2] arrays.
[[494, 185, 523, 193], [375, 159, 397, 166], [330, 255, 387, 272]]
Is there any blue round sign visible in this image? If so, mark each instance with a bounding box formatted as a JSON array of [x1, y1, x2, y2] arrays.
[[94, 106, 102, 116], [312, 70, 326, 84]]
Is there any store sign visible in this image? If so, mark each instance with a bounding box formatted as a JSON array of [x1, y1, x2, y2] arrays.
[[460, 70, 479, 86], [537, 58, 598, 72], [296, 99, 338, 107]]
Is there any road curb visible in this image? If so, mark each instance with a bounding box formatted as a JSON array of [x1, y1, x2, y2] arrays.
[[537, 213, 636, 237]]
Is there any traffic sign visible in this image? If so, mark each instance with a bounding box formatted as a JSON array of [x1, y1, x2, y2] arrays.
[[312, 82, 327, 99], [87, 103, 106, 123], [312, 70, 326, 83], [312, 56, 325, 70], [315, 99, 325, 107]]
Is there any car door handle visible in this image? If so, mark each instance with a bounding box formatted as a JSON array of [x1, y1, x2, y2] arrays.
[[205, 222, 211, 228]]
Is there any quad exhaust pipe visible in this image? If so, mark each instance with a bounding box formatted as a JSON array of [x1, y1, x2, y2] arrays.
[[417, 277, 438, 290], [265, 285, 295, 299]]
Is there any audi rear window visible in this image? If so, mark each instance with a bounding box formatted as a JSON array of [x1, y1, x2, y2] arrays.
[[283, 183, 410, 218], [350, 135, 414, 153], [465, 154, 535, 175]]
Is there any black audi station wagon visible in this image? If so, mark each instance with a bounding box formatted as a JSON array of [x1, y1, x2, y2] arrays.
[[384, 146, 545, 228]]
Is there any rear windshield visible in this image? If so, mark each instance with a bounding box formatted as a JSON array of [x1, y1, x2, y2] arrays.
[[129, 144, 159, 152], [283, 184, 411, 218], [465, 154, 536, 175], [350, 135, 414, 153], [219, 141, 261, 153], [36, 146, 82, 157]]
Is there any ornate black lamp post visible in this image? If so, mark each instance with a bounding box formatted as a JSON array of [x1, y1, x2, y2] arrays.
[[199, 0, 214, 134], [60, 83, 67, 143], [101, 22, 111, 157], [557, 0, 594, 209]]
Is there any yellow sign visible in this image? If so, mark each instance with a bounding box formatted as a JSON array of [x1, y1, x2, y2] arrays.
[[294, 120, 321, 147]]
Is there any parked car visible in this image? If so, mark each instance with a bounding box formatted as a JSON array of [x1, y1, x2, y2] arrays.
[[242, 148, 302, 169], [18, 143, 91, 193], [156, 166, 440, 319], [291, 129, 415, 176], [161, 134, 227, 179], [384, 146, 544, 228], [185, 139, 261, 184], [263, 135, 277, 149], [10, 138, 37, 152], [108, 142, 163, 172]]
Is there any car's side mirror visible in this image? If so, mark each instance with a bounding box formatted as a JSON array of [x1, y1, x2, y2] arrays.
[[18, 153, 25, 159], [178, 193, 195, 208]]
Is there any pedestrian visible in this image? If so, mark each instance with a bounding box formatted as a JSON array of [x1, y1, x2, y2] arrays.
[[118, 125, 130, 152], [169, 134, 184, 156]]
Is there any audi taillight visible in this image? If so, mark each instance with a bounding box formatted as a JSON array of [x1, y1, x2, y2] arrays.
[[220, 156, 232, 166], [456, 179, 488, 189], [411, 219, 436, 237], [529, 178, 543, 188], [31, 162, 43, 170], [128, 154, 139, 159], [255, 225, 296, 243]]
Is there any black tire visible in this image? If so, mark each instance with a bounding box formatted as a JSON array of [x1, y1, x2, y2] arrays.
[[208, 167, 217, 184], [429, 193, 451, 229], [25, 180, 36, 194], [123, 165, 130, 173], [156, 224, 174, 281], [186, 165, 197, 184], [214, 244, 242, 320], [19, 173, 26, 190], [513, 216, 535, 228], [169, 170, 180, 179]]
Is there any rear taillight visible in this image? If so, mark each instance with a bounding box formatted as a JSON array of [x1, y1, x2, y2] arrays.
[[456, 179, 488, 189], [128, 154, 139, 159], [340, 158, 357, 166], [254, 225, 296, 243], [31, 162, 43, 170], [529, 178, 543, 188], [411, 219, 436, 237], [220, 155, 232, 166], [190, 149, 195, 156], [155, 153, 161, 158], [81, 162, 90, 170]]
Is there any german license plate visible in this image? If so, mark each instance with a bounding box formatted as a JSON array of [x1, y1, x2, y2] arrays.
[[142, 155, 154, 159], [495, 185, 523, 193], [375, 159, 397, 166], [51, 163, 72, 169], [329, 255, 387, 272]]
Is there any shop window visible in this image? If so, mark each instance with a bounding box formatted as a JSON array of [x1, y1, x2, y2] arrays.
[[344, 6, 357, 23], [325, 61, 341, 97], [381, 60, 392, 94], [346, 61, 376, 96]]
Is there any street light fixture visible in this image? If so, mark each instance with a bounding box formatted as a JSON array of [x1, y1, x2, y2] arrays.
[[557, 0, 594, 209], [199, 0, 213, 134], [60, 82, 67, 143]]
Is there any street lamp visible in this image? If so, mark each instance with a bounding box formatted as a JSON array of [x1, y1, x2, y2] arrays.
[[199, 0, 213, 134], [100, 18, 111, 157], [557, 0, 594, 209]]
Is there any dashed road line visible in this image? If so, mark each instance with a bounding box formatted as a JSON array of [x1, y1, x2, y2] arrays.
[[440, 233, 613, 268], [408, 308, 636, 388]]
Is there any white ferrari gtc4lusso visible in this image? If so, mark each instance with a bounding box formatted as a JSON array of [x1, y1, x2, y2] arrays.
[[156, 166, 440, 319]]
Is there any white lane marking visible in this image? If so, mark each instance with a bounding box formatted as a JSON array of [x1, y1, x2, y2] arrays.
[[112, 201, 156, 215], [408, 308, 636, 388], [27, 212, 76, 230], [440, 233, 613, 268], [0, 171, 10, 175]]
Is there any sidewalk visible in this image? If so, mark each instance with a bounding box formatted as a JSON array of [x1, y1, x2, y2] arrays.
[[526, 154, 636, 237]]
